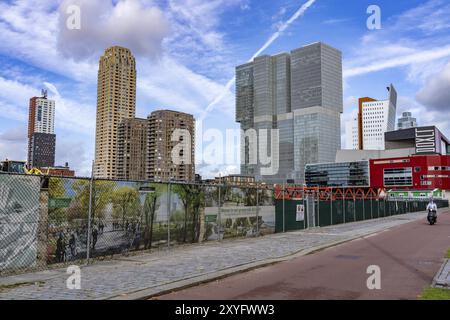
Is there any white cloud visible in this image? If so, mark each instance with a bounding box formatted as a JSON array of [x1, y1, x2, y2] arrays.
[[58, 0, 170, 61], [0, 76, 39, 122], [344, 45, 450, 79], [44, 82, 95, 135], [0, 125, 27, 162], [200, 0, 317, 119], [397, 96, 450, 136], [55, 136, 91, 177], [416, 61, 450, 112], [344, 0, 450, 80]]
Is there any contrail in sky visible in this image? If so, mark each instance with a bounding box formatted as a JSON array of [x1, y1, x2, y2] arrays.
[[199, 0, 317, 121]]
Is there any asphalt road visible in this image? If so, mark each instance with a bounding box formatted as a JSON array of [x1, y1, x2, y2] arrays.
[[158, 210, 450, 300]]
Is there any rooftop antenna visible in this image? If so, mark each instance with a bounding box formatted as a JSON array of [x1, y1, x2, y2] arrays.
[[41, 89, 48, 99]]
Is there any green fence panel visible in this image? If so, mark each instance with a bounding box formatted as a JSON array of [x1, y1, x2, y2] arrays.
[[379, 199, 385, 217], [318, 200, 332, 227], [275, 199, 307, 232], [275, 197, 448, 233], [355, 199, 364, 221], [344, 200, 355, 223], [372, 200, 379, 219], [331, 199, 344, 225]]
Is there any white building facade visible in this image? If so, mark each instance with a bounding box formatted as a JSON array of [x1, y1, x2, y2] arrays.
[[345, 117, 359, 150], [347, 84, 397, 151], [33, 98, 55, 134]]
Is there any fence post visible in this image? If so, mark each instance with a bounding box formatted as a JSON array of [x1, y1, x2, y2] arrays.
[[343, 194, 346, 224], [37, 177, 49, 269], [317, 191, 320, 227], [256, 187, 259, 236], [362, 194, 365, 220], [282, 183, 285, 232], [303, 187, 305, 230], [330, 187, 333, 226], [167, 181, 171, 249], [86, 160, 94, 265], [370, 198, 373, 219], [353, 192, 356, 222], [218, 184, 222, 241], [377, 197, 380, 218]]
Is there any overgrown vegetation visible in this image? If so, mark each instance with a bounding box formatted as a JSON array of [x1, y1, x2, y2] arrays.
[[419, 287, 450, 300]]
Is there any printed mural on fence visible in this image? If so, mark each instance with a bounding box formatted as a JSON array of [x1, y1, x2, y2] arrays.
[[204, 187, 275, 240], [47, 178, 178, 263], [47, 178, 219, 263], [0, 174, 40, 271]]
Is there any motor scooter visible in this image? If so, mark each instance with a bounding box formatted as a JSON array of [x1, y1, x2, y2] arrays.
[[427, 209, 437, 225]]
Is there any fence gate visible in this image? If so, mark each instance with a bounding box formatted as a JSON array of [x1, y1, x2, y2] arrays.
[[306, 195, 316, 228]]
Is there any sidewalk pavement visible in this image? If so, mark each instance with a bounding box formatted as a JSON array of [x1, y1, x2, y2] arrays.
[[0, 211, 433, 300], [433, 259, 450, 288]]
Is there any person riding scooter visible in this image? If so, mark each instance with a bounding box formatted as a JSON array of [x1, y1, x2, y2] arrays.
[[426, 198, 437, 225]]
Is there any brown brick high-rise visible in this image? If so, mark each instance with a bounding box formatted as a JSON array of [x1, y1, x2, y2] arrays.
[[117, 118, 148, 181], [147, 110, 195, 182]]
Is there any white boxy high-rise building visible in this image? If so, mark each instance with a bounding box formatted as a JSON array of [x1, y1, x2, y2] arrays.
[[345, 117, 359, 150], [346, 84, 397, 151]]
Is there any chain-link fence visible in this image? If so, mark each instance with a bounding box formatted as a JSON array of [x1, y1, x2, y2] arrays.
[[0, 174, 42, 273], [0, 173, 276, 275], [1, 172, 448, 275]]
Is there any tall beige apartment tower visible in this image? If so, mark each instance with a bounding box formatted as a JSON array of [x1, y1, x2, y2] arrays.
[[94, 46, 136, 178], [147, 110, 195, 182]]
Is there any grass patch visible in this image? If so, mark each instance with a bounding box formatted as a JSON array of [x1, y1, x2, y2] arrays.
[[419, 287, 450, 300], [0, 281, 45, 292], [446, 248, 450, 259]]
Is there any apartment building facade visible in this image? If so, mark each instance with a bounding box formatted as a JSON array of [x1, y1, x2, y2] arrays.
[[117, 117, 148, 181], [147, 110, 195, 182], [27, 94, 56, 169], [94, 46, 136, 179]]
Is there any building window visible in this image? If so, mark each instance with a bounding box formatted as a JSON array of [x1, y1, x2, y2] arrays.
[[383, 167, 413, 186]]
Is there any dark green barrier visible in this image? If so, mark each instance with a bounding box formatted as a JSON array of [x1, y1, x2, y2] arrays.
[[379, 199, 386, 217], [331, 199, 344, 225], [275, 197, 449, 233], [355, 199, 364, 221], [318, 200, 332, 227], [275, 199, 307, 232], [372, 200, 380, 219], [344, 199, 355, 223]]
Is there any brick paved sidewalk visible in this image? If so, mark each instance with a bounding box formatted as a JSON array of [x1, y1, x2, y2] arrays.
[[0, 211, 434, 300]]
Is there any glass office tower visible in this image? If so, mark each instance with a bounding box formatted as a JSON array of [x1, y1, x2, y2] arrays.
[[236, 42, 343, 184]]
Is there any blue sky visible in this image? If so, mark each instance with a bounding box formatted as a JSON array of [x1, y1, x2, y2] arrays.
[[0, 0, 449, 177]]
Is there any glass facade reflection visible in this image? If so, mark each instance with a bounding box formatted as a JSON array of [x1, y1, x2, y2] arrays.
[[305, 161, 370, 187]]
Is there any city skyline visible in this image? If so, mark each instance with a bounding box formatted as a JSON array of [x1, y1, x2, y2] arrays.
[[0, 0, 450, 178]]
